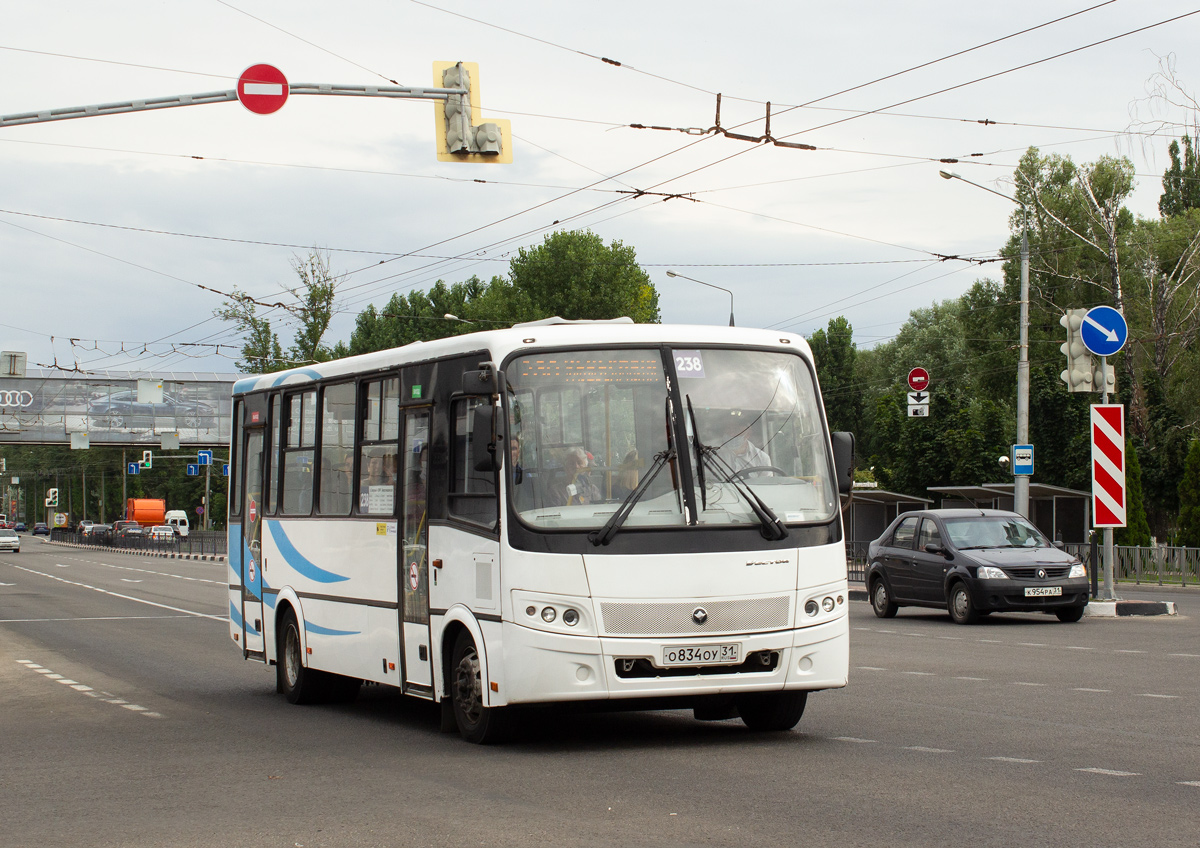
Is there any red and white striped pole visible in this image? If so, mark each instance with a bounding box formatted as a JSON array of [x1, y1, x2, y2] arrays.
[[1091, 400, 1126, 600]]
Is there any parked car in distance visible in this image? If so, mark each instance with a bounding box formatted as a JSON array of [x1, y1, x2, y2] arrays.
[[0, 528, 19, 553], [148, 525, 178, 542], [77, 519, 94, 534], [112, 520, 144, 540], [88, 523, 113, 542], [14, 522, 26, 532], [31, 522, 50, 536], [866, 509, 1089, 624]]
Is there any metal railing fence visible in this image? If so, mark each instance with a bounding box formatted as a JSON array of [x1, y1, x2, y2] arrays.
[[49, 528, 227, 557], [848, 540, 1199, 586]]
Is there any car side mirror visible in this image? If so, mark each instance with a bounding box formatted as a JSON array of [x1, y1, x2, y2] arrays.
[[925, 542, 949, 558], [471, 402, 501, 473], [831, 431, 855, 496], [1053, 540, 1065, 549]]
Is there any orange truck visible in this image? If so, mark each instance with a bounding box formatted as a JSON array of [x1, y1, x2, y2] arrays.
[[126, 498, 166, 527]]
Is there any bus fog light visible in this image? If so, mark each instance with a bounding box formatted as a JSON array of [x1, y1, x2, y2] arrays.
[[804, 600, 819, 616], [837, 595, 844, 605], [822, 597, 835, 612], [541, 607, 557, 623], [526, 605, 537, 617], [562, 608, 579, 626]]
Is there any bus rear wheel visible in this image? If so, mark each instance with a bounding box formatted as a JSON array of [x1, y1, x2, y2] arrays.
[[449, 630, 513, 744], [737, 690, 807, 732]]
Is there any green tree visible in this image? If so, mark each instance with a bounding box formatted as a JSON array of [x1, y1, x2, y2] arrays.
[[1115, 438, 1151, 546], [215, 250, 341, 373], [808, 317, 860, 433], [1175, 440, 1200, 546], [1159, 135, 1200, 217], [507, 230, 660, 323]]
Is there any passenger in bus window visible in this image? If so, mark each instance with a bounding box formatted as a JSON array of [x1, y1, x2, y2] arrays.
[[550, 446, 600, 506], [717, 414, 771, 476], [510, 438, 525, 483]]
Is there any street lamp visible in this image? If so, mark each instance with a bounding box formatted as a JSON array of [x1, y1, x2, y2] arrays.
[[939, 170, 1031, 519], [666, 270, 735, 326]]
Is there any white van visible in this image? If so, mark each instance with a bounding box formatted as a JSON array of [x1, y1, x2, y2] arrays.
[[165, 510, 190, 538]]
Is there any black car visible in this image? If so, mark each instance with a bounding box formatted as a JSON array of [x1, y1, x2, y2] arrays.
[[31, 522, 50, 536], [111, 520, 145, 541], [87, 389, 215, 429], [866, 509, 1089, 624]]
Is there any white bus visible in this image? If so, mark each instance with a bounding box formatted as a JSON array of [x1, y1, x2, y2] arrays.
[[228, 318, 855, 742]]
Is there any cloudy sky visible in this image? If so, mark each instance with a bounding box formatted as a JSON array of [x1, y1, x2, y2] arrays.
[[1, 1, 1197, 376]]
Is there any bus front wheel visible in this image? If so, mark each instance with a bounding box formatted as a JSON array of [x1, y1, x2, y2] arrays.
[[449, 630, 513, 744], [737, 690, 807, 732], [278, 609, 328, 704]]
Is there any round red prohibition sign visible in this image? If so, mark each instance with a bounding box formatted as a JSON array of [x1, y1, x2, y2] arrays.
[[408, 562, 420, 591], [907, 367, 930, 392], [237, 64, 289, 115], [248, 500, 258, 524]]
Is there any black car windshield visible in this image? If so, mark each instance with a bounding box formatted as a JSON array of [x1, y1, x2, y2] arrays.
[[943, 515, 1051, 549]]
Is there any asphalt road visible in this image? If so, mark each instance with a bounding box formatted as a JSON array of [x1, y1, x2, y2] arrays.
[[2, 537, 1198, 848]]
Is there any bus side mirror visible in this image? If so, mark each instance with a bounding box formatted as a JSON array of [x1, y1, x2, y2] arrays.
[[471, 402, 502, 473], [831, 431, 855, 496], [462, 368, 506, 396]]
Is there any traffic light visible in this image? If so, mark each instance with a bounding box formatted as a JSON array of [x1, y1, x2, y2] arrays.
[[1060, 309, 1095, 392], [141, 450, 152, 469], [45, 488, 58, 507], [1094, 358, 1117, 395], [432, 61, 513, 164]]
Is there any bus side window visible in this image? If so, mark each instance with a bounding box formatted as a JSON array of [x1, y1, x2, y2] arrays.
[[448, 397, 498, 529], [281, 390, 316, 515]]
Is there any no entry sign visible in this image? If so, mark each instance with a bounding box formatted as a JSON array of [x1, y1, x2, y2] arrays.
[[237, 64, 289, 115], [1090, 404, 1126, 528], [907, 367, 930, 392]]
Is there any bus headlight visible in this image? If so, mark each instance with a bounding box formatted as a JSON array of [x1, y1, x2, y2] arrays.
[[804, 600, 820, 616], [562, 609, 580, 626], [541, 607, 557, 623]]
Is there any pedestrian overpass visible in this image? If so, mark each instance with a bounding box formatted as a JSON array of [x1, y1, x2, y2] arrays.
[[0, 368, 237, 448]]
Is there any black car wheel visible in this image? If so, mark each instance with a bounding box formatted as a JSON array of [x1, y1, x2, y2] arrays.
[[947, 581, 979, 625], [1055, 604, 1086, 623], [871, 578, 898, 618]]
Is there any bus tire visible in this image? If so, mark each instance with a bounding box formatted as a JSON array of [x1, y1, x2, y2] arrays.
[[737, 690, 807, 732], [450, 629, 513, 744], [277, 608, 327, 705]]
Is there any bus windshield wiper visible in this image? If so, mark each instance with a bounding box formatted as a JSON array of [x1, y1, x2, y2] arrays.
[[686, 396, 708, 512], [686, 406, 787, 542], [590, 396, 679, 547], [589, 447, 675, 546]]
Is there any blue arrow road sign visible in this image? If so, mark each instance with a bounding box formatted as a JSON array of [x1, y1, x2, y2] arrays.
[[127, 463, 140, 475], [222, 464, 230, 477], [187, 464, 199, 476], [1080, 305, 1128, 357], [198, 450, 213, 466]]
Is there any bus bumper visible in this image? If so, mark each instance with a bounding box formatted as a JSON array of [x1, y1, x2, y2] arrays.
[[498, 616, 848, 706]]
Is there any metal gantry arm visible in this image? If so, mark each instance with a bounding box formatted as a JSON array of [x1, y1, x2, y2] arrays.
[[0, 83, 467, 129]]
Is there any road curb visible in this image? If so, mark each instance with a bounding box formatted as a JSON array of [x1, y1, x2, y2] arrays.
[[848, 585, 1176, 616], [44, 538, 226, 563]]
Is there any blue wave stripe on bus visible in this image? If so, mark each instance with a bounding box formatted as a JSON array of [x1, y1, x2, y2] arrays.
[[233, 368, 323, 395], [304, 621, 361, 637], [229, 601, 260, 636], [266, 521, 349, 583]]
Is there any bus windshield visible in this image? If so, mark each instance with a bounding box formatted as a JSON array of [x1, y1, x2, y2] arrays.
[[504, 346, 837, 531]]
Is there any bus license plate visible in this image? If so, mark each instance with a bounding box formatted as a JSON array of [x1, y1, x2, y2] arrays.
[[1024, 586, 1062, 597], [661, 643, 741, 667]]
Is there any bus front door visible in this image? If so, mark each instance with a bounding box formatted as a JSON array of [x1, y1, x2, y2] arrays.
[[240, 429, 266, 657], [400, 410, 432, 691]]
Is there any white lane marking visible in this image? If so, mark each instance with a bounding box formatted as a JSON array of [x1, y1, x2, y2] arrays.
[[16, 660, 162, 717], [979, 639, 1003, 643], [1076, 768, 1140, 777], [1074, 688, 1110, 693], [120, 579, 143, 583], [0, 582, 15, 586], [0, 615, 192, 623], [905, 746, 953, 754], [988, 757, 1041, 764], [1178, 781, 1200, 787], [1066, 646, 1094, 651], [1169, 653, 1200, 658], [902, 671, 935, 676], [876, 630, 896, 634], [936, 636, 963, 641], [1012, 682, 1045, 687], [855, 666, 886, 671], [955, 676, 988, 681], [833, 737, 877, 744], [1116, 649, 1145, 654], [11, 565, 224, 621], [98, 561, 223, 586], [1137, 693, 1179, 699], [1018, 643, 1046, 647]]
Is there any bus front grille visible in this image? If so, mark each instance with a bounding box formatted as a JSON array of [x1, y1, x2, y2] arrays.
[[599, 596, 791, 636]]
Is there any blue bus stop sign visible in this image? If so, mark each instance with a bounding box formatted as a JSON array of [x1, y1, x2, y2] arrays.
[[1080, 306, 1128, 357]]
